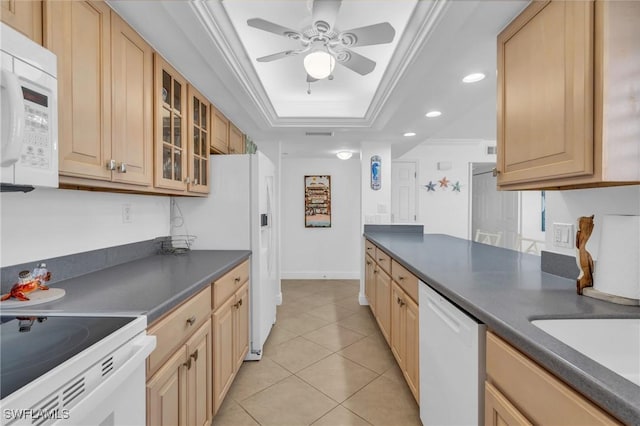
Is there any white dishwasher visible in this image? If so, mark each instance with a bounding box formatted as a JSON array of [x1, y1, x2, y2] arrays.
[[419, 282, 486, 426]]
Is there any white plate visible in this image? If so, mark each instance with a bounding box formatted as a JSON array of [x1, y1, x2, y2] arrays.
[[0, 288, 65, 308]]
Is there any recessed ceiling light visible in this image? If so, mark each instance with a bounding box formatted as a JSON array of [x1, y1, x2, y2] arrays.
[[336, 151, 353, 160], [403, 132, 416, 137], [462, 73, 486, 83], [425, 111, 442, 118]]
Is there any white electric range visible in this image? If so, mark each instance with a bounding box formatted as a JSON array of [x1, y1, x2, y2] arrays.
[[0, 314, 155, 426]]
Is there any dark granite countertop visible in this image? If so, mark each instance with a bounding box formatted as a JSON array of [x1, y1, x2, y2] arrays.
[[2, 250, 251, 324], [364, 231, 640, 424]]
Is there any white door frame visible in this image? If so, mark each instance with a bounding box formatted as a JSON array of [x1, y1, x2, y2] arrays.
[[391, 160, 418, 223]]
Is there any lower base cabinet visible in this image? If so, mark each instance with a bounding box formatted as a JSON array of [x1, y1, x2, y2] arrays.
[[485, 332, 620, 425], [147, 319, 212, 426], [365, 239, 419, 404], [213, 279, 249, 415]]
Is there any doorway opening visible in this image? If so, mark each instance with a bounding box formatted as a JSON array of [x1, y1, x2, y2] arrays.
[[391, 161, 417, 223], [470, 163, 546, 254]]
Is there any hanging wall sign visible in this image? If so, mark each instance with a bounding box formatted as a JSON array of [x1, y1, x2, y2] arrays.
[[304, 175, 331, 228], [371, 155, 381, 190]]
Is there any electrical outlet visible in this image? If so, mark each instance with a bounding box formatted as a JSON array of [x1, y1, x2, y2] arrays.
[[122, 204, 132, 223], [553, 223, 574, 248]]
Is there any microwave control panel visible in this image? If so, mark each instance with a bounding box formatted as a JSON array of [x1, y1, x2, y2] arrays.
[[20, 86, 51, 170]]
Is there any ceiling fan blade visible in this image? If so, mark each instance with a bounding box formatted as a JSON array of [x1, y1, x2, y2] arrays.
[[336, 49, 376, 75], [256, 50, 301, 62], [339, 22, 396, 47], [306, 74, 319, 83], [247, 18, 303, 39], [312, 0, 342, 32]]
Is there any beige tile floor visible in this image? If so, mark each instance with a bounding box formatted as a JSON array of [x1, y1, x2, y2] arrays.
[[212, 279, 421, 426]]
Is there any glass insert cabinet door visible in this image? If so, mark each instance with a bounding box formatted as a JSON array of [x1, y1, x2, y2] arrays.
[[188, 86, 210, 193], [154, 55, 188, 190]]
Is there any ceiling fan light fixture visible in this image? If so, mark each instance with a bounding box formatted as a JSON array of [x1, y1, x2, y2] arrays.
[[336, 151, 353, 160], [304, 51, 336, 80]]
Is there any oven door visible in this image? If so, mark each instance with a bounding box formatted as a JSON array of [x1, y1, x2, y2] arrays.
[[65, 334, 155, 426]]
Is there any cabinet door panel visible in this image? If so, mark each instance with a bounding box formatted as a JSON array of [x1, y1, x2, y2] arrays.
[[229, 123, 244, 154], [154, 54, 187, 191], [46, 0, 112, 180], [497, 1, 594, 185], [1, 0, 42, 44], [111, 14, 152, 186], [213, 296, 235, 414], [211, 108, 229, 154], [375, 267, 391, 344], [186, 319, 212, 426], [187, 86, 210, 193], [365, 254, 376, 312], [390, 281, 405, 368], [485, 382, 532, 426], [234, 283, 249, 371], [404, 295, 419, 402], [147, 347, 188, 426]]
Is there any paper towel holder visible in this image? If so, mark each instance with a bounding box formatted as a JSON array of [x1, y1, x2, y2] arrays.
[[582, 214, 640, 306]]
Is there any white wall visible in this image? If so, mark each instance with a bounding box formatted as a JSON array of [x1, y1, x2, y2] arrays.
[[281, 157, 361, 279], [398, 140, 496, 238], [0, 188, 170, 266], [545, 185, 640, 259]]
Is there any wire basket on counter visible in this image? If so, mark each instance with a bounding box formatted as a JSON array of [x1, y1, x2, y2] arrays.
[[160, 235, 197, 255]]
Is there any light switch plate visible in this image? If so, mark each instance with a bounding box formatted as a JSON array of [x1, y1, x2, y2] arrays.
[[553, 223, 574, 248]]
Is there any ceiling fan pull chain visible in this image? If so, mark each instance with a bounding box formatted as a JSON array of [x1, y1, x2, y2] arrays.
[[307, 81, 312, 95]]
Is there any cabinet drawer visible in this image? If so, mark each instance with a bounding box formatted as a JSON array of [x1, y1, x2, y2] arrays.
[[365, 240, 376, 257], [213, 260, 250, 310], [391, 260, 418, 303], [486, 332, 620, 425], [375, 249, 391, 274], [147, 286, 212, 376]]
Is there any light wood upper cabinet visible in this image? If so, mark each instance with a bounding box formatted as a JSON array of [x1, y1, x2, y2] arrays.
[[187, 86, 210, 193], [111, 14, 153, 186], [46, 2, 153, 187], [46, 0, 112, 181], [497, 0, 640, 190], [154, 54, 188, 191], [1, 0, 42, 44], [211, 107, 229, 154], [229, 123, 244, 155]]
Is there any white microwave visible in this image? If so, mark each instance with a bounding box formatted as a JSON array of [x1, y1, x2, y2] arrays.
[[1, 22, 58, 191]]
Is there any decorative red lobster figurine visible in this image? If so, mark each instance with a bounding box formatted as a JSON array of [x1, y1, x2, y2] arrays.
[[1, 270, 51, 301]]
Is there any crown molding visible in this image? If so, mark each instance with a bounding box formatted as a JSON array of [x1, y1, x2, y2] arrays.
[[191, 0, 449, 129]]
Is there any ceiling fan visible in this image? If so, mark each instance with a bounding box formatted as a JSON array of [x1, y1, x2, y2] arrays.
[[247, 0, 396, 83]]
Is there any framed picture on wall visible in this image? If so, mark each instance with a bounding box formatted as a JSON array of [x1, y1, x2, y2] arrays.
[[304, 175, 331, 228]]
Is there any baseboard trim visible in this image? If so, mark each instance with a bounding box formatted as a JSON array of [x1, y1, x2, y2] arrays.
[[358, 293, 370, 306], [281, 271, 361, 280], [275, 291, 283, 305]]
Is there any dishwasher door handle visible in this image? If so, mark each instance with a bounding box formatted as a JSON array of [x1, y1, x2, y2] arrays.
[[426, 297, 461, 333]]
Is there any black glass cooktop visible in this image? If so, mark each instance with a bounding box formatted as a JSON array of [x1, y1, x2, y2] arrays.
[[0, 315, 135, 399]]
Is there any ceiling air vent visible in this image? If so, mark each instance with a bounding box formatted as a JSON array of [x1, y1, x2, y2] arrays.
[[487, 146, 497, 155], [305, 131, 334, 137]]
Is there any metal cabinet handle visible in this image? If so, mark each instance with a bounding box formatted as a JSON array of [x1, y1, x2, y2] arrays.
[[398, 276, 405, 281], [106, 159, 116, 170], [234, 277, 241, 283], [118, 162, 127, 173], [378, 258, 385, 262], [492, 167, 500, 177], [366, 261, 372, 266], [238, 299, 243, 307], [366, 247, 373, 251], [183, 358, 192, 370], [190, 349, 198, 362], [373, 270, 378, 274], [186, 316, 196, 326]]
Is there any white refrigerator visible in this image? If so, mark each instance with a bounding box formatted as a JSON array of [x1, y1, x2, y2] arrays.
[[175, 151, 278, 360]]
